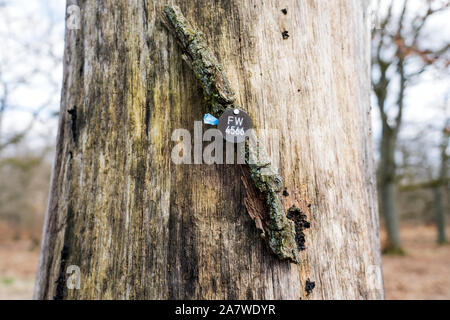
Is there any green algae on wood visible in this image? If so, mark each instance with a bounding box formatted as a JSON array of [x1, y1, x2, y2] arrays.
[[163, 6, 235, 116], [162, 5, 301, 264]]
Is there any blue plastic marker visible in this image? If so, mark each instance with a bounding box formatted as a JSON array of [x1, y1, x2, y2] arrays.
[[203, 113, 218, 125]]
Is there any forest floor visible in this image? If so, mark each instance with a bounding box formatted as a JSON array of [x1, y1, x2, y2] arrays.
[[0, 222, 39, 300], [0, 223, 448, 299], [381, 224, 450, 299]]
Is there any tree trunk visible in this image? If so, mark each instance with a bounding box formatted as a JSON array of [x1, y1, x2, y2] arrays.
[[380, 181, 401, 249], [34, 0, 383, 300], [435, 128, 448, 244], [378, 123, 402, 252], [433, 187, 447, 244]]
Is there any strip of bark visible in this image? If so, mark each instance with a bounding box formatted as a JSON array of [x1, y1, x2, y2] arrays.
[[162, 5, 300, 264]]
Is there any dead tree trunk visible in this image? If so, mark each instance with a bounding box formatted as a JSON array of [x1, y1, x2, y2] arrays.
[[34, 0, 383, 300]]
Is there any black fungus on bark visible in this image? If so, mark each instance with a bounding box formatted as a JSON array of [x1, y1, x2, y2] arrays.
[[287, 205, 311, 251], [305, 279, 316, 295]]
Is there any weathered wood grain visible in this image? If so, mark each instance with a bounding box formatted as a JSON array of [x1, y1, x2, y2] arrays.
[[34, 0, 384, 300]]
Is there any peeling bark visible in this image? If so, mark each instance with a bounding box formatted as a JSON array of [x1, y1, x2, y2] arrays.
[[163, 5, 300, 264]]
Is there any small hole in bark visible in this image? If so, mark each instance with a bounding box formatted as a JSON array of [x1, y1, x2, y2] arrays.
[[282, 188, 289, 197], [282, 30, 289, 39], [281, 8, 288, 15]]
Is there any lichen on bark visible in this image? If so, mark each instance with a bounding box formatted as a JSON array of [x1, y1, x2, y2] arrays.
[[162, 5, 301, 264]]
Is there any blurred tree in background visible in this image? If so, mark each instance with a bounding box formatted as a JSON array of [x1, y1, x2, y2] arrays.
[[397, 114, 449, 244], [372, 0, 449, 253], [0, 0, 63, 242], [0, 146, 52, 244], [434, 122, 449, 243]]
